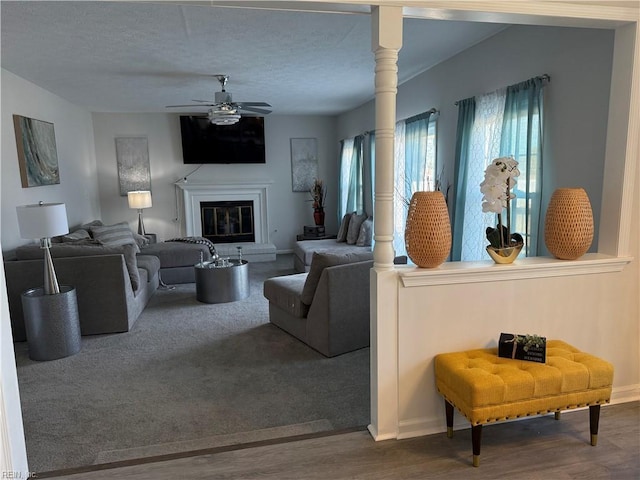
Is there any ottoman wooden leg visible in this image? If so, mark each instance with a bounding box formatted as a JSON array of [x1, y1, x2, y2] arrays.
[[445, 400, 454, 438], [589, 405, 601, 446], [472, 425, 482, 467]]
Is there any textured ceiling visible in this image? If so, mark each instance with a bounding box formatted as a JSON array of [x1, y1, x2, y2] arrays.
[[1, 1, 507, 115]]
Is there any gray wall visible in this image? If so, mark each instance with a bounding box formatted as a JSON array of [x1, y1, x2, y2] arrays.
[[91, 113, 339, 251], [337, 24, 614, 254], [1, 69, 101, 252]]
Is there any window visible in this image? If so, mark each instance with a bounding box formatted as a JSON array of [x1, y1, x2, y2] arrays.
[[452, 76, 546, 261]]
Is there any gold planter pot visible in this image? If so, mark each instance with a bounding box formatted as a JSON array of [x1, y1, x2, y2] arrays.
[[486, 243, 523, 264]]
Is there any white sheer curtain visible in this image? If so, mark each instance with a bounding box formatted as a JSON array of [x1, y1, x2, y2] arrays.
[[392, 121, 406, 258], [460, 88, 506, 261]]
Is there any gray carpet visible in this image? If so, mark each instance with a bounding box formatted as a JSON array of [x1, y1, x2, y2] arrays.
[[13, 254, 370, 473]]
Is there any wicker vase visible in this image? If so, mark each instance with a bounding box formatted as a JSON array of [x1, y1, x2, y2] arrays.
[[404, 191, 451, 268], [544, 188, 594, 260]]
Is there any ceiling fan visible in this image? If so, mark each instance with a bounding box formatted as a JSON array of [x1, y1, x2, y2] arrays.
[[166, 75, 272, 125]]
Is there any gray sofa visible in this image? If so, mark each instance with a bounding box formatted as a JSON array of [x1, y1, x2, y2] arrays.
[[4, 222, 213, 342], [4, 244, 160, 341], [293, 239, 373, 273], [263, 251, 373, 357]]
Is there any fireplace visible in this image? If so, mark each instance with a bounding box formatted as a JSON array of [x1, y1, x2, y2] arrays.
[[200, 200, 255, 243], [177, 181, 272, 244]]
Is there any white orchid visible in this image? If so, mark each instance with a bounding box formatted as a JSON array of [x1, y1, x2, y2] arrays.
[[480, 156, 522, 249]]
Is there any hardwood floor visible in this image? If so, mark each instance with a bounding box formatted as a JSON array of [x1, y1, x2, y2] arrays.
[[40, 401, 638, 479]]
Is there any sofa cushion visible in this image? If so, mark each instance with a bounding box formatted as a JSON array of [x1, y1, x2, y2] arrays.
[[15, 243, 141, 291], [336, 212, 354, 242], [135, 254, 161, 282], [263, 273, 309, 318], [300, 251, 373, 306], [293, 239, 373, 271], [356, 217, 373, 247], [90, 222, 139, 252], [346, 213, 368, 245], [140, 242, 210, 269]]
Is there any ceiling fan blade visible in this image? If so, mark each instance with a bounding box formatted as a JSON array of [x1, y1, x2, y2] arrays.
[[238, 106, 272, 115], [166, 104, 215, 108], [237, 102, 272, 108], [191, 99, 214, 103]]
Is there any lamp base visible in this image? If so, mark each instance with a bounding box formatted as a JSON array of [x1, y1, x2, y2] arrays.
[[137, 210, 146, 236]]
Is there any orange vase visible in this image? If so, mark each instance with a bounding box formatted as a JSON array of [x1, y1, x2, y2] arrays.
[[404, 191, 451, 268], [544, 188, 594, 260]]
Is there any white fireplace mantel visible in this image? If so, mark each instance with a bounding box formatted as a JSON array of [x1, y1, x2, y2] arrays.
[[177, 181, 273, 243]]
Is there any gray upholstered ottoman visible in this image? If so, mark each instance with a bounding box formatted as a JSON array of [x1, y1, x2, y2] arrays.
[[140, 242, 212, 284]]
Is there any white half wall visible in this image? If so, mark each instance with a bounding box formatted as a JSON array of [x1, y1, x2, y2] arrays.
[[1, 69, 101, 252], [91, 113, 338, 251]]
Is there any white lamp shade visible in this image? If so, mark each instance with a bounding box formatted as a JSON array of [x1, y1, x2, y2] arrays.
[[128, 190, 152, 209], [16, 203, 69, 239]]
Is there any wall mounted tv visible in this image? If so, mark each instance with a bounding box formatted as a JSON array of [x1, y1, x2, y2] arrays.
[[179, 115, 266, 164]]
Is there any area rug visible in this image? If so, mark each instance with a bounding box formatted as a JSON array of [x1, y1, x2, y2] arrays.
[[13, 255, 370, 473]]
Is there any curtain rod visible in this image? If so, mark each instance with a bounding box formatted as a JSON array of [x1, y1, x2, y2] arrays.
[[454, 74, 551, 106]]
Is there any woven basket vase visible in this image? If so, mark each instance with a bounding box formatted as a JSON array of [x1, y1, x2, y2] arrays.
[[405, 191, 451, 268], [544, 188, 594, 260]]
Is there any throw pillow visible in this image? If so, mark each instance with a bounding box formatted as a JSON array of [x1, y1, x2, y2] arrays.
[[356, 217, 373, 247], [56, 229, 91, 243], [90, 222, 140, 252], [132, 232, 150, 248], [300, 251, 372, 305], [346, 213, 367, 245], [336, 212, 354, 243]]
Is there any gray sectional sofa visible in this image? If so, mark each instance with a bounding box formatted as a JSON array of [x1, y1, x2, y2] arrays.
[[293, 212, 374, 272], [264, 251, 373, 357], [4, 221, 212, 342]]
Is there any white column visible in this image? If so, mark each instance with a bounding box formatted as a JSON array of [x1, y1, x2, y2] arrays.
[[369, 5, 402, 441]]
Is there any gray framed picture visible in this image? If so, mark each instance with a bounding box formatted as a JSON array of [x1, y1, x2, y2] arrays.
[[13, 115, 60, 188], [290, 138, 318, 192], [115, 136, 151, 196]]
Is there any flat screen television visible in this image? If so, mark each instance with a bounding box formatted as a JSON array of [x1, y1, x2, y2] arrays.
[[179, 115, 266, 164]]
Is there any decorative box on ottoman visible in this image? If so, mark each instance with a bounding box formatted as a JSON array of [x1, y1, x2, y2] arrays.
[[498, 332, 546, 363]]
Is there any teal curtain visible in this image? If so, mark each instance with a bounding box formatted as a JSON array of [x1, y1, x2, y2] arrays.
[[338, 135, 364, 218], [500, 77, 546, 256], [451, 97, 476, 261]]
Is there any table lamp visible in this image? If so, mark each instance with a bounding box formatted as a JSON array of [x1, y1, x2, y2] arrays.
[[127, 190, 152, 235], [16, 202, 69, 295]]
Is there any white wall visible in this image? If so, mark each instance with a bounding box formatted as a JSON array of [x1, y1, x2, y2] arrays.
[[1, 69, 101, 252], [338, 25, 614, 255], [0, 68, 101, 471], [91, 113, 338, 251]]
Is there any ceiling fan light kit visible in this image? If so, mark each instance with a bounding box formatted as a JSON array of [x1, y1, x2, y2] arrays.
[[166, 74, 272, 125]]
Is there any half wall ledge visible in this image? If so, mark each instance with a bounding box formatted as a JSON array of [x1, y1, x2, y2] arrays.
[[398, 253, 633, 287]]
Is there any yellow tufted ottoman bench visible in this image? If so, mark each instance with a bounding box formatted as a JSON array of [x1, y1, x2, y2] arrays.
[[434, 340, 613, 467]]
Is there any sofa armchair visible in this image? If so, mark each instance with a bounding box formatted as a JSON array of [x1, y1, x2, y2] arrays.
[[263, 251, 373, 357]]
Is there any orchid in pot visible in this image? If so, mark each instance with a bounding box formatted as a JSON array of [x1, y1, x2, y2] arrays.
[[480, 157, 524, 263]]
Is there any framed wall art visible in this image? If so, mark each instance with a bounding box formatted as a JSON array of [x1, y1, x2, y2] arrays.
[[115, 136, 151, 196], [290, 137, 318, 192], [13, 114, 60, 188]]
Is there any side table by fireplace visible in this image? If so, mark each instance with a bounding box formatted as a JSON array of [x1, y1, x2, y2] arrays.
[[195, 259, 250, 304]]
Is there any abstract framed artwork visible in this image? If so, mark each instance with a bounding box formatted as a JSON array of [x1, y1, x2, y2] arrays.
[[13, 114, 60, 188], [290, 137, 318, 192], [115, 136, 151, 196]]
